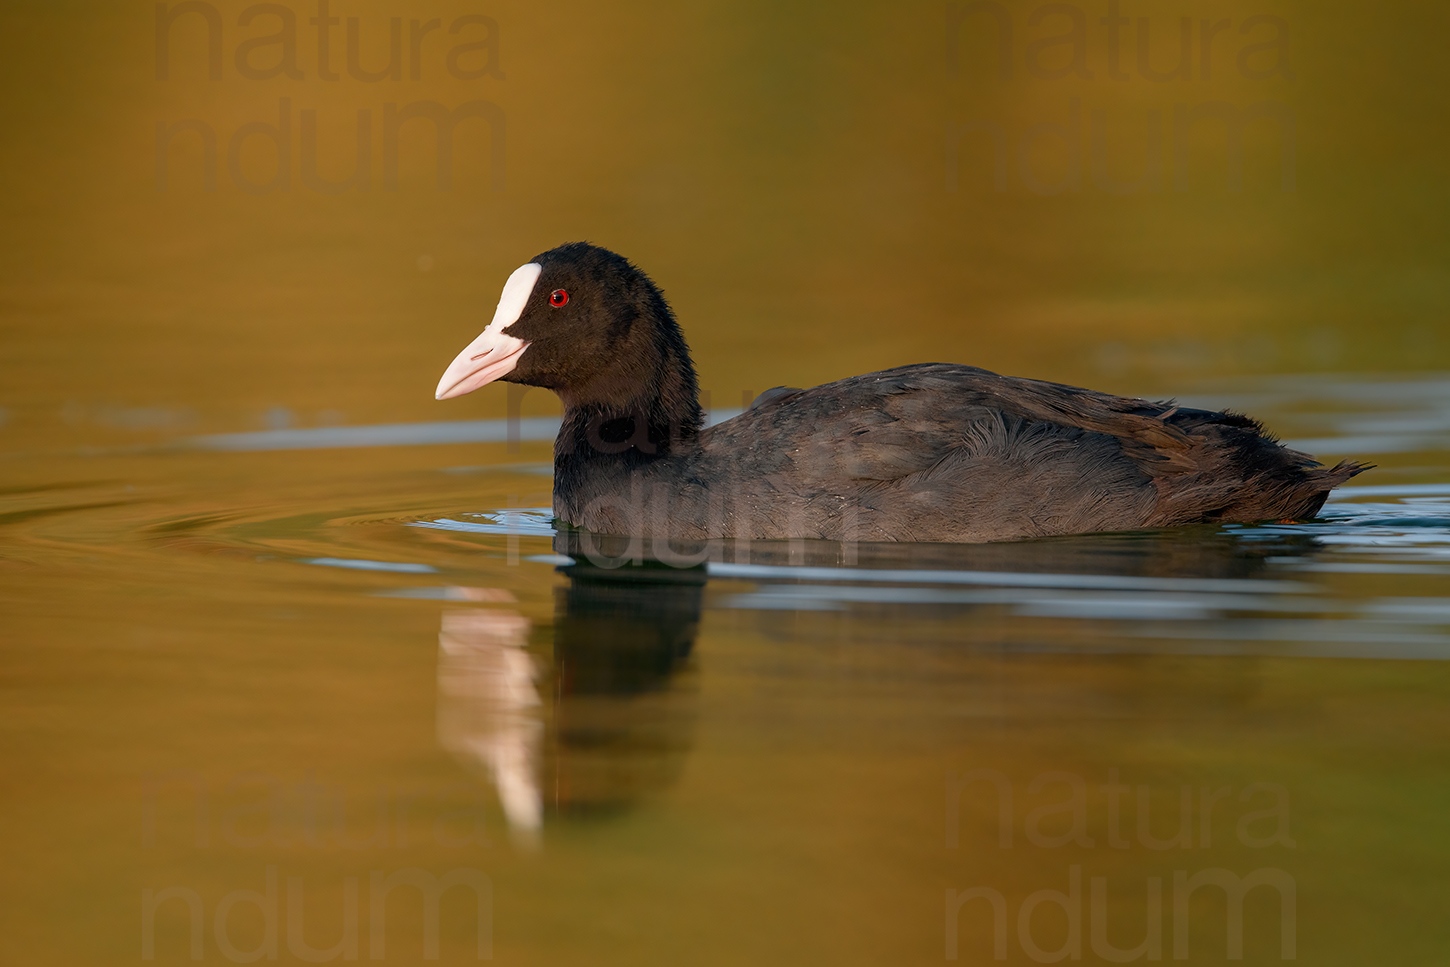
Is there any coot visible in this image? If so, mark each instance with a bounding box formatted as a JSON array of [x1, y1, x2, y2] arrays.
[[435, 242, 1365, 542]]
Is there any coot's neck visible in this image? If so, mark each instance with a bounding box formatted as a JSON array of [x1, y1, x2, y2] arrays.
[[553, 312, 704, 517]]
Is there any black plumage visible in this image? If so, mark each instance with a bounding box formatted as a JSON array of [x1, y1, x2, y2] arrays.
[[438, 242, 1367, 542]]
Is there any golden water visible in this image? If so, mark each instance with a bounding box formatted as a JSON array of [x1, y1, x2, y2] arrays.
[[3, 1, 1449, 964]]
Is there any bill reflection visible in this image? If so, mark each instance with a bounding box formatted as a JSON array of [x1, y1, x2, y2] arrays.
[[435, 558, 703, 840], [437, 609, 543, 842]]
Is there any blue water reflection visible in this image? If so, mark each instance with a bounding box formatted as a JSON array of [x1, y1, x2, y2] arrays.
[[388, 483, 1450, 664]]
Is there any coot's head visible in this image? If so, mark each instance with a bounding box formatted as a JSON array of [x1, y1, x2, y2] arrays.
[[435, 242, 698, 416]]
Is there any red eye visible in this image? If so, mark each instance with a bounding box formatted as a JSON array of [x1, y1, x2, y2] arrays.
[[549, 289, 569, 308]]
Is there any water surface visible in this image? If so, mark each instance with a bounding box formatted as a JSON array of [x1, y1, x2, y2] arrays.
[[4, 1, 1450, 962], [4, 372, 1449, 964]]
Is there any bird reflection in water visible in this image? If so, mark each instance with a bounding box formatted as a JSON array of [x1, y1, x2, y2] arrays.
[[436, 550, 703, 841], [436, 523, 1328, 839]]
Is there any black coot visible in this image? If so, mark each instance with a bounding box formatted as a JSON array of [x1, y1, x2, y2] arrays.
[[435, 242, 1365, 543]]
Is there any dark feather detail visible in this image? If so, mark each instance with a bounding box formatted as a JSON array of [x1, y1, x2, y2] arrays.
[[464, 243, 1368, 542]]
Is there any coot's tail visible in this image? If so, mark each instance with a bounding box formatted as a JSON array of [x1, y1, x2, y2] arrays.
[[1283, 459, 1372, 519], [1147, 404, 1372, 525]]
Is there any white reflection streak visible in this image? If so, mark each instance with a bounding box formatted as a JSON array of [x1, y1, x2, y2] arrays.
[[437, 608, 543, 841]]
